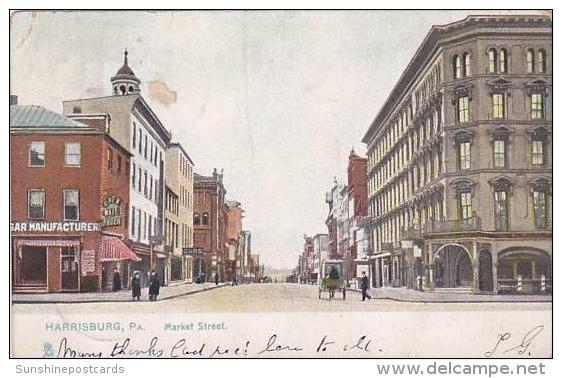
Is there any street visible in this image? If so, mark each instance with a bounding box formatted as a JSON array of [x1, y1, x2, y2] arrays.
[[12, 283, 551, 314]]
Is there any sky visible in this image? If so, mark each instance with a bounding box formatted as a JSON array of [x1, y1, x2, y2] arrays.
[[9, 10, 540, 269]]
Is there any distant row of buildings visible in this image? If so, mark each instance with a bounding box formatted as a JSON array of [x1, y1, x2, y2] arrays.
[[296, 15, 552, 295], [10, 52, 261, 293]]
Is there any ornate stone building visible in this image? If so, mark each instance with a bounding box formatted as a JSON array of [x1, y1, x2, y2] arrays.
[[362, 15, 552, 294]]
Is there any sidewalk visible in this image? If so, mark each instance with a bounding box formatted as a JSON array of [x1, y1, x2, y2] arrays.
[[350, 287, 552, 303], [12, 282, 229, 304]]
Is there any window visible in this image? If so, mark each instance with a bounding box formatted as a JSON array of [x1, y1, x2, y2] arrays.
[[532, 190, 549, 229], [202, 212, 209, 225], [144, 135, 148, 159], [132, 163, 136, 189], [488, 49, 497, 73], [143, 212, 147, 240], [538, 49, 547, 73], [531, 140, 544, 165], [132, 123, 136, 148], [107, 148, 113, 171], [61, 247, 77, 272], [463, 53, 471, 77], [530, 93, 544, 119], [144, 171, 148, 197], [494, 190, 509, 231], [194, 213, 200, 226], [459, 192, 472, 220], [148, 214, 152, 238], [526, 49, 535, 73], [458, 142, 471, 170], [65, 142, 81, 166], [457, 96, 470, 123], [154, 179, 159, 203], [138, 129, 143, 153], [138, 167, 142, 192], [131, 206, 136, 236], [149, 176, 153, 200], [137, 209, 141, 240], [492, 93, 505, 119], [493, 140, 506, 168], [499, 49, 508, 73], [29, 142, 45, 167], [28, 189, 45, 219], [453, 55, 461, 79], [117, 155, 123, 174], [63, 189, 79, 221]]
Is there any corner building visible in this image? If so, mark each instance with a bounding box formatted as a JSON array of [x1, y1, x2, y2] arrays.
[[362, 16, 552, 294]]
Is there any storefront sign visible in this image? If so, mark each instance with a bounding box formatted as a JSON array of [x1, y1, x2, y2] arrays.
[[182, 247, 203, 256], [102, 196, 122, 227], [10, 222, 100, 232], [81, 250, 96, 275]]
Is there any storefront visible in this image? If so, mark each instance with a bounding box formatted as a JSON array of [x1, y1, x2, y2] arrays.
[[99, 236, 141, 291], [13, 238, 82, 293]]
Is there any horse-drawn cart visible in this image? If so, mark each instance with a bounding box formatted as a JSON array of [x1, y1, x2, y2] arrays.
[[318, 260, 346, 300]]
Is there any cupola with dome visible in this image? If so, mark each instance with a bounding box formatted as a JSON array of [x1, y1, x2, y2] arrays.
[[111, 50, 141, 95]]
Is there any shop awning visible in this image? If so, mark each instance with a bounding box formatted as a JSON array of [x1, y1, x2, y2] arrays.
[[101, 236, 141, 262], [15, 239, 80, 248]]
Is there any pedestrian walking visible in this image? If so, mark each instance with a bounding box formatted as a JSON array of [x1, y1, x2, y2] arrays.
[[131, 271, 141, 301], [360, 271, 372, 301], [112, 268, 122, 292], [215, 272, 219, 286], [148, 270, 161, 301]]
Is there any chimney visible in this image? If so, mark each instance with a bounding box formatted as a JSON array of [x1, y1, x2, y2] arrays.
[[10, 95, 18, 105]]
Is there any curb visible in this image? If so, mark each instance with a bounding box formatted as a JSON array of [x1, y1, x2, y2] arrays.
[[11, 284, 229, 305], [346, 288, 553, 304]]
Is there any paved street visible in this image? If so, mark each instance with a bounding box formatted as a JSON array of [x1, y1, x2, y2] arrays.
[[12, 283, 551, 314]]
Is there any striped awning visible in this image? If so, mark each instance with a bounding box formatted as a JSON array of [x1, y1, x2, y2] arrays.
[[15, 239, 80, 248], [100, 236, 141, 262]]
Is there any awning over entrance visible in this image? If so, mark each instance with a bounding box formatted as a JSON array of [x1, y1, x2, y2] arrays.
[[15, 239, 80, 248], [101, 236, 141, 262]]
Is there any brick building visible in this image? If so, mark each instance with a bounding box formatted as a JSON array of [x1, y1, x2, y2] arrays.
[[226, 200, 243, 282], [193, 169, 227, 282], [10, 101, 136, 293]]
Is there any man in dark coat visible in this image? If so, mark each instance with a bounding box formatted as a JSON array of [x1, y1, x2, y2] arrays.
[[112, 268, 122, 292], [131, 272, 141, 301], [360, 271, 371, 301], [215, 272, 219, 286], [148, 270, 161, 301]]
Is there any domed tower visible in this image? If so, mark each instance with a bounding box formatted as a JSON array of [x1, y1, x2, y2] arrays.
[[111, 50, 141, 95]]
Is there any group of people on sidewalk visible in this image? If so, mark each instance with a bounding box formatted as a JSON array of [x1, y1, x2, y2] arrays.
[[111, 268, 161, 302]]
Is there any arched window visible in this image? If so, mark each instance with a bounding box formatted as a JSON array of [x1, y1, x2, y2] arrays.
[[527, 49, 535, 73], [453, 55, 462, 79], [538, 49, 547, 73], [463, 53, 471, 77], [488, 49, 497, 73], [499, 48, 508, 73], [202, 212, 209, 225], [193, 213, 200, 225]]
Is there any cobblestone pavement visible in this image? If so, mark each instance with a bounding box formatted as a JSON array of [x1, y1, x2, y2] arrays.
[[12, 283, 552, 314]]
